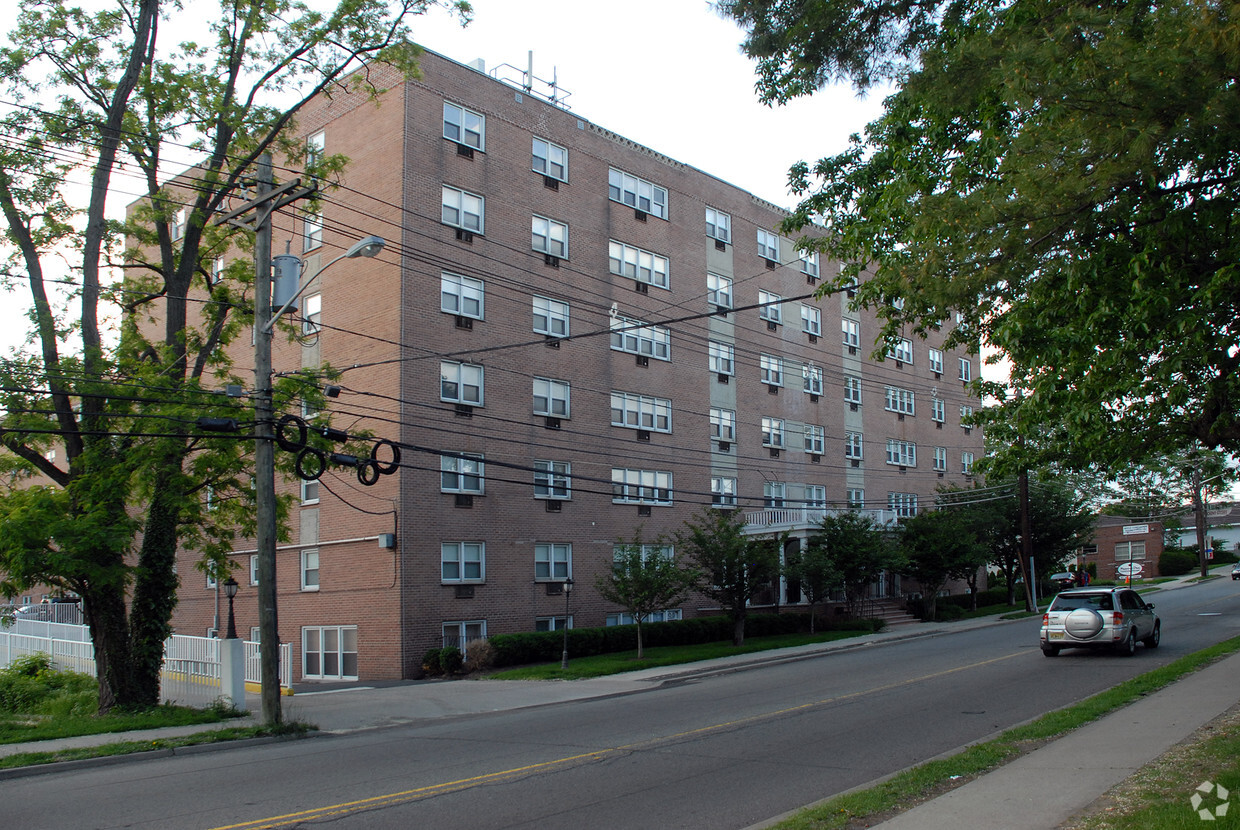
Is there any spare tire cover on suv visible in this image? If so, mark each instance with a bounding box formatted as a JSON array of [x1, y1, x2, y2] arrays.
[[1065, 608, 1105, 638]]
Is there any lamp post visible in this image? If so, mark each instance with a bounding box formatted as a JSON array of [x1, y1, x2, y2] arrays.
[[223, 577, 239, 639], [560, 577, 573, 670]]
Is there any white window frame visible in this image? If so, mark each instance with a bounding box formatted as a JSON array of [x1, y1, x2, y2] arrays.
[[609, 240, 670, 289], [844, 375, 862, 405], [300, 549, 320, 591], [441, 541, 485, 583], [300, 477, 319, 505], [608, 168, 668, 219], [962, 451, 976, 475], [759, 290, 783, 324], [533, 377, 571, 418], [534, 460, 571, 500], [762, 417, 785, 448], [171, 206, 187, 241], [534, 542, 572, 581], [611, 468, 673, 504], [442, 620, 486, 651], [928, 348, 945, 374], [845, 432, 863, 459], [801, 304, 822, 336], [302, 293, 321, 336], [805, 485, 827, 508], [760, 354, 784, 387], [532, 214, 568, 258], [610, 391, 672, 433], [933, 446, 948, 472], [441, 185, 484, 233], [931, 397, 946, 423], [708, 341, 735, 376], [306, 130, 325, 168], [959, 357, 973, 382], [710, 407, 736, 442], [886, 439, 917, 467], [443, 101, 484, 150], [440, 360, 483, 406], [888, 337, 914, 364], [303, 210, 323, 252], [441, 453, 484, 494], [757, 228, 780, 261], [249, 554, 259, 586], [707, 272, 733, 308], [533, 295, 569, 338], [441, 272, 484, 320], [711, 476, 738, 507], [763, 481, 786, 508], [302, 625, 358, 681], [800, 249, 820, 278], [961, 404, 975, 425], [888, 492, 918, 518], [705, 206, 731, 243], [804, 424, 825, 454], [611, 316, 670, 361], [885, 386, 916, 416], [842, 318, 860, 348], [532, 136, 567, 181], [803, 364, 824, 395], [847, 488, 866, 510]]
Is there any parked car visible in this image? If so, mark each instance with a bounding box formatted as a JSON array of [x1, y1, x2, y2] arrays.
[[1040, 587, 1160, 657], [1231, 563, 1240, 580]]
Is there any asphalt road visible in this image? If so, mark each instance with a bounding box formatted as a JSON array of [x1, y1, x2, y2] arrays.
[[7, 581, 1239, 830]]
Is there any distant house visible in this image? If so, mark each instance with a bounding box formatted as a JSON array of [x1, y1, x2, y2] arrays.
[[1076, 516, 1165, 582], [1173, 503, 1240, 558]]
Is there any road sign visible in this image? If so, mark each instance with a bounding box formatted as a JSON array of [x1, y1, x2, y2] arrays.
[[1117, 562, 1144, 577]]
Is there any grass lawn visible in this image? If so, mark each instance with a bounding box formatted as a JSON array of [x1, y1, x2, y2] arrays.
[[0, 703, 239, 745]]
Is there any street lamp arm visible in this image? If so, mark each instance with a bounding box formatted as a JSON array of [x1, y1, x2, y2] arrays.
[[264, 235, 385, 332]]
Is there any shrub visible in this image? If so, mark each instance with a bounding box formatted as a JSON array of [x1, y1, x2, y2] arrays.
[[935, 604, 965, 621], [464, 638, 495, 671], [1159, 548, 1199, 576], [421, 648, 445, 676], [438, 646, 463, 675]]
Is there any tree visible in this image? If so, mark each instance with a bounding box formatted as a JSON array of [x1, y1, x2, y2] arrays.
[[723, 0, 1240, 466], [898, 509, 985, 620], [595, 532, 699, 659], [677, 508, 781, 646], [0, 0, 468, 712], [809, 511, 901, 618], [783, 537, 839, 633]]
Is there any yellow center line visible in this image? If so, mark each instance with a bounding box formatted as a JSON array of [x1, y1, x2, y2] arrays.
[[208, 649, 1027, 829]]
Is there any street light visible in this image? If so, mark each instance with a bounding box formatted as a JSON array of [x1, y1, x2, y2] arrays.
[[223, 577, 239, 640], [560, 577, 573, 670]]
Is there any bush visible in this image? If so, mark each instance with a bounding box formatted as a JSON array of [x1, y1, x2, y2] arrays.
[[1159, 548, 1199, 576], [0, 653, 97, 715], [438, 646, 463, 675], [935, 604, 965, 621]]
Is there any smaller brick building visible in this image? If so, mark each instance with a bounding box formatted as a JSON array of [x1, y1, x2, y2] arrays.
[[1077, 516, 1165, 582]]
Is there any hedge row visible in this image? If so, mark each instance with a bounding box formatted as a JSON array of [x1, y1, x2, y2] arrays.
[[938, 588, 1012, 610], [486, 613, 883, 668]]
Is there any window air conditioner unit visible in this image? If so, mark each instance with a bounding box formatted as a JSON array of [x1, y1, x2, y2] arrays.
[[851, 459, 861, 468], [715, 239, 726, 252], [455, 228, 474, 243], [714, 305, 728, 317], [636, 429, 651, 441], [810, 394, 819, 403], [455, 143, 474, 158], [768, 384, 779, 395], [544, 253, 560, 268], [808, 334, 818, 344], [545, 499, 562, 513], [454, 584, 475, 599], [636, 355, 649, 367], [717, 441, 731, 452], [634, 281, 649, 294], [850, 402, 859, 411], [544, 417, 561, 430], [634, 209, 647, 222], [938, 472, 945, 478], [546, 582, 564, 596], [936, 422, 943, 430], [454, 494, 474, 508], [898, 413, 905, 421], [637, 505, 652, 517], [848, 346, 858, 355], [717, 373, 730, 384], [769, 447, 781, 458], [455, 315, 473, 330], [764, 258, 777, 270], [806, 275, 817, 285], [767, 320, 778, 332], [810, 454, 821, 463], [545, 336, 561, 349], [454, 404, 473, 417], [543, 175, 559, 190]]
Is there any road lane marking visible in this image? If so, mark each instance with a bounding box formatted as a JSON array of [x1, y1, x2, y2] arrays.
[[207, 649, 1027, 829]]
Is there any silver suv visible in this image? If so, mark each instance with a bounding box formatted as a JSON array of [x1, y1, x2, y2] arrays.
[[1040, 587, 1160, 657]]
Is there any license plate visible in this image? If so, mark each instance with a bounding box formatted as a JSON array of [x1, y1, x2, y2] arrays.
[[1048, 631, 1065, 640]]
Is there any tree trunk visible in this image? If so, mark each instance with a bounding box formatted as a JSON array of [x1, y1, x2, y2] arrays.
[[808, 600, 817, 633], [732, 614, 745, 647], [635, 621, 645, 660], [130, 474, 182, 707], [85, 587, 137, 713]]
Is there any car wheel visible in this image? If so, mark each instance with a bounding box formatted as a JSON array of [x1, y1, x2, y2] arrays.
[[1117, 630, 1137, 657], [1142, 623, 1161, 649], [1041, 644, 1061, 657]]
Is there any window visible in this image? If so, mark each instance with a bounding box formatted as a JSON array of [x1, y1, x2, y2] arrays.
[[611, 315, 670, 360], [845, 432, 863, 459], [805, 485, 826, 508], [933, 446, 947, 472], [442, 621, 486, 651], [760, 354, 784, 387], [608, 609, 681, 626], [708, 341, 735, 376], [928, 348, 944, 374], [888, 337, 914, 364], [534, 460, 571, 499], [1115, 541, 1147, 561], [962, 451, 975, 475], [801, 304, 822, 336], [844, 375, 862, 405], [440, 360, 483, 406], [302, 293, 321, 336], [960, 405, 975, 425], [711, 476, 737, 507], [959, 357, 973, 382], [443, 101, 484, 150], [171, 207, 187, 241], [762, 417, 785, 448], [532, 215, 568, 258], [533, 377, 570, 418], [441, 185, 484, 233], [706, 206, 731, 243], [536, 616, 572, 632], [804, 424, 825, 454], [931, 397, 946, 423], [764, 481, 786, 508], [757, 228, 780, 261], [710, 407, 736, 442], [608, 168, 668, 219], [441, 541, 484, 582], [532, 137, 567, 181], [612, 468, 673, 504], [800, 250, 820, 278], [847, 488, 865, 510], [441, 272, 484, 320], [803, 364, 823, 395], [301, 549, 320, 591], [533, 295, 570, 337], [441, 453, 484, 494], [300, 477, 319, 505], [610, 391, 672, 433], [842, 318, 860, 348], [886, 439, 917, 467], [209, 257, 225, 287], [888, 492, 918, 518], [305, 130, 325, 169], [534, 543, 571, 581], [707, 272, 733, 308], [303, 210, 323, 251], [758, 290, 783, 324], [609, 240, 670, 289], [206, 571, 217, 590], [249, 554, 259, 586], [885, 386, 916, 416], [303, 626, 358, 680]]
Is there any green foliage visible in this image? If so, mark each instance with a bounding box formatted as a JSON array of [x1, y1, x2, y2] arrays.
[[595, 531, 700, 657], [809, 511, 902, 617], [0, 654, 98, 716], [1158, 549, 1200, 577], [899, 509, 987, 619]]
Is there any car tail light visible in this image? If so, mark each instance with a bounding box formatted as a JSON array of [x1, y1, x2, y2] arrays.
[[1112, 612, 1124, 624], [1042, 613, 1049, 626]]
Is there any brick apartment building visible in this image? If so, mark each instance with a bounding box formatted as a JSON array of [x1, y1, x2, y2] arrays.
[[159, 49, 985, 682]]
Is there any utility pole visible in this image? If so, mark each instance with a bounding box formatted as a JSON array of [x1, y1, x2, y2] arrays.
[[216, 153, 315, 724]]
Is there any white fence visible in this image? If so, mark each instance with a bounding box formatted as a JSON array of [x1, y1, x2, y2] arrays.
[[0, 621, 291, 709]]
